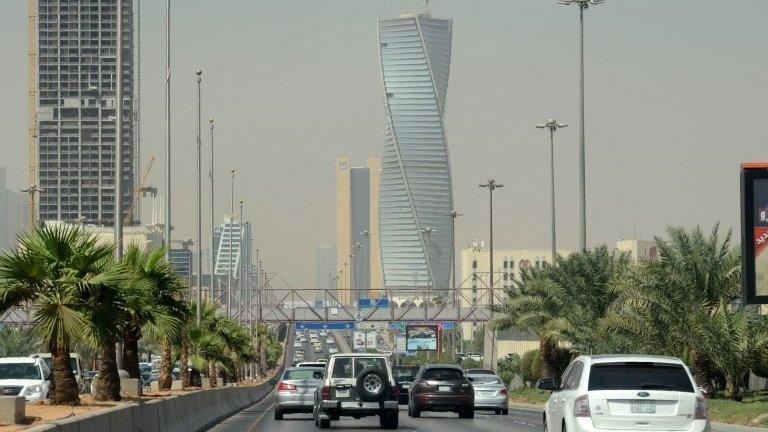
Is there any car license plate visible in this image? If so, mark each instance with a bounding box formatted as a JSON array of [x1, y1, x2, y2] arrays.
[[401, 383, 410, 389], [630, 400, 656, 414], [336, 389, 350, 398], [438, 385, 451, 392]]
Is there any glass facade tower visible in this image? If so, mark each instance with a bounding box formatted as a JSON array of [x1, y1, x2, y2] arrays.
[[377, 12, 453, 294]]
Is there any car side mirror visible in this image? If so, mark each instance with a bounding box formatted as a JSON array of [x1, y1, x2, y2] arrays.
[[537, 378, 556, 391], [268, 379, 277, 386], [698, 386, 708, 395]]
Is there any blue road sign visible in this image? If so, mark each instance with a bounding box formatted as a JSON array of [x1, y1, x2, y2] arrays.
[[295, 321, 355, 331], [358, 298, 390, 308], [441, 322, 455, 330]]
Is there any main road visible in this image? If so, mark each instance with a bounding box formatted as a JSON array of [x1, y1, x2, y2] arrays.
[[208, 394, 542, 432], [207, 328, 542, 431]]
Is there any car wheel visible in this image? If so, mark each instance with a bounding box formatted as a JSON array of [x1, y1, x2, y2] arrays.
[[318, 418, 331, 429], [274, 410, 283, 420], [495, 409, 501, 415], [380, 410, 399, 429], [356, 367, 389, 402], [459, 409, 474, 419], [330, 413, 340, 421], [501, 409, 508, 416]]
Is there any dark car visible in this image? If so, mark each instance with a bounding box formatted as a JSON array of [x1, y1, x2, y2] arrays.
[[408, 364, 474, 419], [392, 365, 420, 404]]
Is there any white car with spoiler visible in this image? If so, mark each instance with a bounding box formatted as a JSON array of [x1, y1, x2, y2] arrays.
[[538, 355, 709, 432]]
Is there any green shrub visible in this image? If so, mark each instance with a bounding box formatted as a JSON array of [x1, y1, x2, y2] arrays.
[[460, 358, 483, 369], [497, 353, 522, 375], [498, 370, 514, 385], [531, 350, 542, 382], [520, 349, 539, 385]]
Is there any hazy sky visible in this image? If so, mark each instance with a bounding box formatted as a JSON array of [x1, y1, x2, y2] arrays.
[[1, 1, 767, 288]]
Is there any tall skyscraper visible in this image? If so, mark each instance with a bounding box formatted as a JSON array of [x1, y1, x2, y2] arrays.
[[35, 1, 134, 225], [377, 11, 454, 295], [336, 157, 383, 305]]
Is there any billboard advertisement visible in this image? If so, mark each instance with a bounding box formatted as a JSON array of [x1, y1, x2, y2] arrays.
[[395, 336, 407, 354], [742, 164, 768, 304], [406, 324, 438, 351], [353, 331, 366, 351], [365, 332, 377, 349]]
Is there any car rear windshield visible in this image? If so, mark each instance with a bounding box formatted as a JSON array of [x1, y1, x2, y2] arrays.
[[284, 369, 324, 380], [393, 366, 419, 381], [0, 363, 41, 380], [422, 368, 464, 381], [588, 362, 694, 392], [468, 375, 502, 385]]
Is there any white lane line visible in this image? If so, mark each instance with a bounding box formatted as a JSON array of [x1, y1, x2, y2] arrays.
[[245, 401, 276, 432]]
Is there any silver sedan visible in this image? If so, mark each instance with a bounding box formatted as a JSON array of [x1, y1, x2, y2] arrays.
[[272, 367, 325, 420], [467, 374, 509, 415]]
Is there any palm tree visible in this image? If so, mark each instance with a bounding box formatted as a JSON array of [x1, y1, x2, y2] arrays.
[[604, 225, 741, 394], [0, 225, 124, 404], [120, 245, 188, 379]]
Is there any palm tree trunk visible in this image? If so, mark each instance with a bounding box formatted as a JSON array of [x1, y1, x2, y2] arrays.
[[49, 343, 81, 405], [122, 324, 141, 379], [692, 351, 715, 396], [259, 338, 267, 377], [159, 343, 173, 390], [724, 373, 740, 400], [539, 337, 557, 380], [209, 363, 218, 388], [189, 367, 202, 387], [180, 344, 189, 387], [94, 342, 121, 401]]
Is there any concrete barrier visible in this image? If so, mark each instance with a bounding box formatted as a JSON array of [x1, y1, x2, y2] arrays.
[[120, 378, 141, 397], [0, 396, 24, 425]]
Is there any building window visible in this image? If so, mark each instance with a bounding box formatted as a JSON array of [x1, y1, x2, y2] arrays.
[[503, 273, 508, 281], [472, 260, 477, 269], [510, 260, 514, 269], [503, 260, 508, 269]]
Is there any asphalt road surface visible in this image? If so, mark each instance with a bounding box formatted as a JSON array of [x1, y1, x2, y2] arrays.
[[209, 392, 542, 432]]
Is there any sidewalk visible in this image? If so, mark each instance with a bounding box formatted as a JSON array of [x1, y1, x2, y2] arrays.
[[506, 403, 767, 432]]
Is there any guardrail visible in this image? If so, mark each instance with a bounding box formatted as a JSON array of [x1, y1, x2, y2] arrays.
[[26, 352, 288, 431]]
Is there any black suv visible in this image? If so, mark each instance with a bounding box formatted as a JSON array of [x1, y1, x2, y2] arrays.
[[392, 365, 420, 405], [408, 364, 474, 418], [313, 353, 399, 429]]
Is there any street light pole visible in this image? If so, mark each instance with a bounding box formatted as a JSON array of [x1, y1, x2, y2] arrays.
[[238, 199, 244, 322], [227, 168, 235, 317], [446, 210, 462, 306], [195, 69, 203, 327], [479, 179, 502, 369], [558, 0, 603, 250], [209, 117, 215, 302], [361, 230, 370, 298], [164, 0, 172, 265], [536, 119, 567, 263], [114, 0, 124, 262]]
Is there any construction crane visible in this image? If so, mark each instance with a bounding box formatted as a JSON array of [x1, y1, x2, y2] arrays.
[[124, 156, 156, 226]]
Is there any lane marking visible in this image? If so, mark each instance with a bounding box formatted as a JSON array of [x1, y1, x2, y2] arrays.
[[245, 401, 276, 432]]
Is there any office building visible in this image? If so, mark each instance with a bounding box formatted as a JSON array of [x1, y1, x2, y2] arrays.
[[377, 11, 454, 296], [169, 247, 192, 284], [336, 157, 383, 305], [35, 1, 135, 225]]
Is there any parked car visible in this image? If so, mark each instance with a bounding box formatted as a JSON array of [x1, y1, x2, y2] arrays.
[[294, 341, 303, 348], [467, 373, 508, 415], [326, 337, 335, 344], [36, 352, 85, 393], [328, 347, 339, 354], [408, 364, 474, 418], [538, 355, 709, 432], [392, 365, 420, 405], [0, 356, 51, 402], [272, 367, 325, 420], [313, 353, 399, 429]]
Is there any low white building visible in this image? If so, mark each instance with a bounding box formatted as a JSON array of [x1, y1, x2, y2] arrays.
[[43, 220, 163, 251]]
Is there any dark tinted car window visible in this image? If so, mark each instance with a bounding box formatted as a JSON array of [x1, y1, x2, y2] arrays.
[[422, 368, 464, 381], [393, 366, 419, 381], [588, 363, 694, 392], [465, 369, 495, 375]]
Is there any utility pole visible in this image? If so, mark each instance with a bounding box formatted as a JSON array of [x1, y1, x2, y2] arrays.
[[238, 200, 244, 322], [361, 230, 370, 298], [227, 169, 235, 317], [479, 179, 502, 370], [536, 119, 567, 263], [114, 0, 125, 371], [447, 210, 462, 357]]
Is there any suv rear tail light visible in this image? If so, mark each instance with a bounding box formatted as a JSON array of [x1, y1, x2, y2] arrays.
[[694, 397, 708, 420], [321, 385, 331, 400], [391, 384, 399, 398], [277, 381, 296, 392], [574, 395, 591, 417], [498, 388, 508, 396]]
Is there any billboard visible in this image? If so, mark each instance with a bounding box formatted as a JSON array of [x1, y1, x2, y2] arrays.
[[365, 332, 377, 349], [741, 163, 768, 304], [353, 331, 366, 351], [406, 324, 438, 351], [395, 336, 407, 354]]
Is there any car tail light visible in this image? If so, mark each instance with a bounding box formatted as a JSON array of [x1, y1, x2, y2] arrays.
[[694, 397, 708, 420], [321, 385, 331, 400], [498, 388, 508, 396], [277, 381, 296, 392], [391, 384, 399, 398], [574, 395, 590, 417]]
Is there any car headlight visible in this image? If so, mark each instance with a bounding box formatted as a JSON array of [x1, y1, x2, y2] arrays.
[[25, 385, 42, 395]]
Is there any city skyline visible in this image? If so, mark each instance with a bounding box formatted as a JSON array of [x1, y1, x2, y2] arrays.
[[1, 1, 766, 288]]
